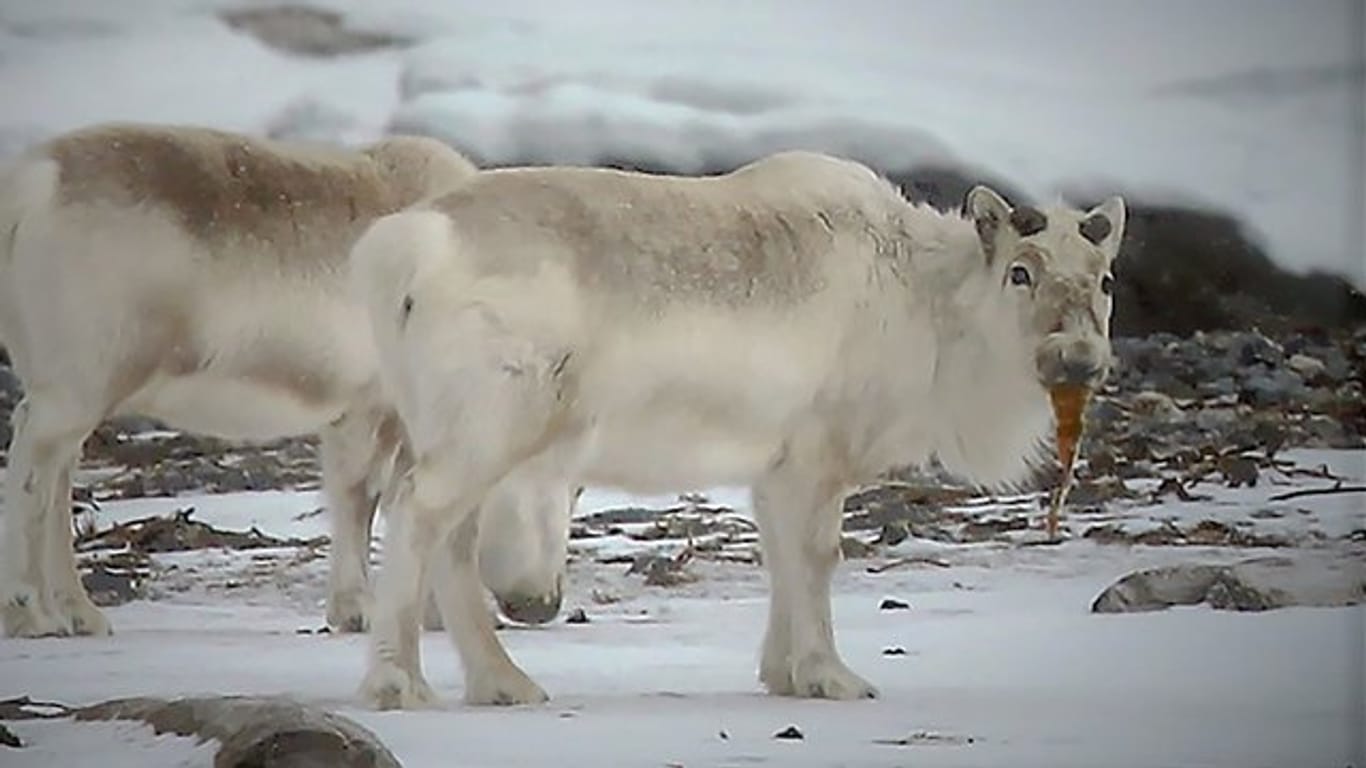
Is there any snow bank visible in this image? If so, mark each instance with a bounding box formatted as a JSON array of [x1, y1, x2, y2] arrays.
[[383, 0, 1364, 285], [0, 0, 1359, 284]]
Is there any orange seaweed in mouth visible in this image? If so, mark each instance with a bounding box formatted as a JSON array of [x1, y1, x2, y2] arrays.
[[1046, 384, 1092, 539], [1049, 383, 1090, 469]]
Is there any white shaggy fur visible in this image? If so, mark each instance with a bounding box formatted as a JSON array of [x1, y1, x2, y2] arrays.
[[349, 150, 1127, 709], [0, 123, 572, 639]]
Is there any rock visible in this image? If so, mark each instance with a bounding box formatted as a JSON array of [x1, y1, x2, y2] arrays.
[[0, 364, 18, 398], [1217, 455, 1260, 488], [1064, 477, 1134, 506], [1199, 376, 1239, 398], [1091, 555, 1365, 613], [1129, 390, 1181, 421], [1236, 332, 1285, 366], [565, 608, 590, 624], [0, 723, 20, 748], [1241, 368, 1309, 406], [1286, 353, 1327, 382], [0, 696, 72, 720], [959, 516, 1028, 542], [1203, 571, 1281, 611], [74, 695, 401, 768], [1091, 564, 1227, 613], [773, 725, 805, 740], [1086, 398, 1126, 430], [219, 6, 411, 58], [873, 730, 977, 747], [839, 536, 876, 559], [1303, 414, 1351, 447], [879, 597, 911, 611], [629, 553, 697, 587], [80, 562, 143, 607], [1103, 204, 1366, 337], [875, 520, 910, 547], [881, 646, 908, 656]]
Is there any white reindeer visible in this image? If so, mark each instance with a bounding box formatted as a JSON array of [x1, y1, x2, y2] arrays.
[[349, 150, 1126, 709], [0, 123, 574, 639]]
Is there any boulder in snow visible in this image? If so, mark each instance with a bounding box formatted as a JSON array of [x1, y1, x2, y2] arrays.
[[74, 695, 401, 768], [1091, 554, 1365, 613]]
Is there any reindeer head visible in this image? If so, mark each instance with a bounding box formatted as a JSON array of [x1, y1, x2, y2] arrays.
[[966, 186, 1126, 392]]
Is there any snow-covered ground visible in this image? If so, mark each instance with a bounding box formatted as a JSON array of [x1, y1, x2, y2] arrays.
[[0, 0, 1361, 287], [3, 449, 1364, 767], [1, 3, 1364, 764]]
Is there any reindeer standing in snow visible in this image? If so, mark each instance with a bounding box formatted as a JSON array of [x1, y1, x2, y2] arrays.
[[0, 123, 574, 639], [349, 151, 1125, 709]]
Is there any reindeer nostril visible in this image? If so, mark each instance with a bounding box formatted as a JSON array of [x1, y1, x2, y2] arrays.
[[1060, 359, 1100, 385]]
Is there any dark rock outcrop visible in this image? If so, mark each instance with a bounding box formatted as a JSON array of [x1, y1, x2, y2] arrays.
[[219, 6, 412, 58], [1091, 555, 1365, 613], [1106, 205, 1366, 337]]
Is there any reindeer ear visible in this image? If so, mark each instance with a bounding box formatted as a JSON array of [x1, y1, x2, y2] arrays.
[[1081, 196, 1126, 259], [966, 185, 1012, 264]]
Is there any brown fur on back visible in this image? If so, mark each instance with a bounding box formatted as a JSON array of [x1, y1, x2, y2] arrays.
[[48, 124, 406, 271], [424, 161, 890, 309]]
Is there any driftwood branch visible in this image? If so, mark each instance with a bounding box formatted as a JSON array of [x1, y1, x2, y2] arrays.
[[866, 556, 952, 574], [1267, 485, 1366, 503]]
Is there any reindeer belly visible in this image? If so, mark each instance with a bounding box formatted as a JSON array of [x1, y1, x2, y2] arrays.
[[570, 307, 835, 491], [125, 374, 350, 440], [118, 283, 377, 441], [582, 415, 780, 492]]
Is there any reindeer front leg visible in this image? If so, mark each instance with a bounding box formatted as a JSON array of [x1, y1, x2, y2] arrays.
[[752, 431, 876, 700], [430, 510, 547, 705]]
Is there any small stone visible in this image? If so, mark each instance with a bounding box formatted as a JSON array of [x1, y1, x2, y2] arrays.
[[1237, 332, 1284, 366], [565, 608, 590, 624], [1303, 415, 1350, 447], [1193, 407, 1238, 432], [1200, 376, 1238, 397], [881, 646, 908, 656], [876, 520, 909, 547], [1205, 573, 1281, 612], [80, 563, 143, 607], [874, 730, 977, 747], [1286, 353, 1327, 382], [1129, 390, 1181, 421], [774, 725, 805, 740], [879, 597, 911, 611], [840, 536, 876, 559], [0, 723, 20, 748], [1087, 398, 1126, 428], [629, 554, 697, 587], [1240, 369, 1306, 407], [1218, 455, 1260, 488]]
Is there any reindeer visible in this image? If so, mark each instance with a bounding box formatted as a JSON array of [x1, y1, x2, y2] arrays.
[[348, 150, 1125, 709], [0, 123, 573, 639]]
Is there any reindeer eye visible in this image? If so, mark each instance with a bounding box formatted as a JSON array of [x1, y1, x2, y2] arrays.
[[1100, 274, 1114, 295], [1009, 264, 1032, 287]]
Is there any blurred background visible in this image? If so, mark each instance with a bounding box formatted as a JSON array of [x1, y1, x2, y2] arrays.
[[1, 0, 1362, 336], [1, 9, 1364, 765]]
